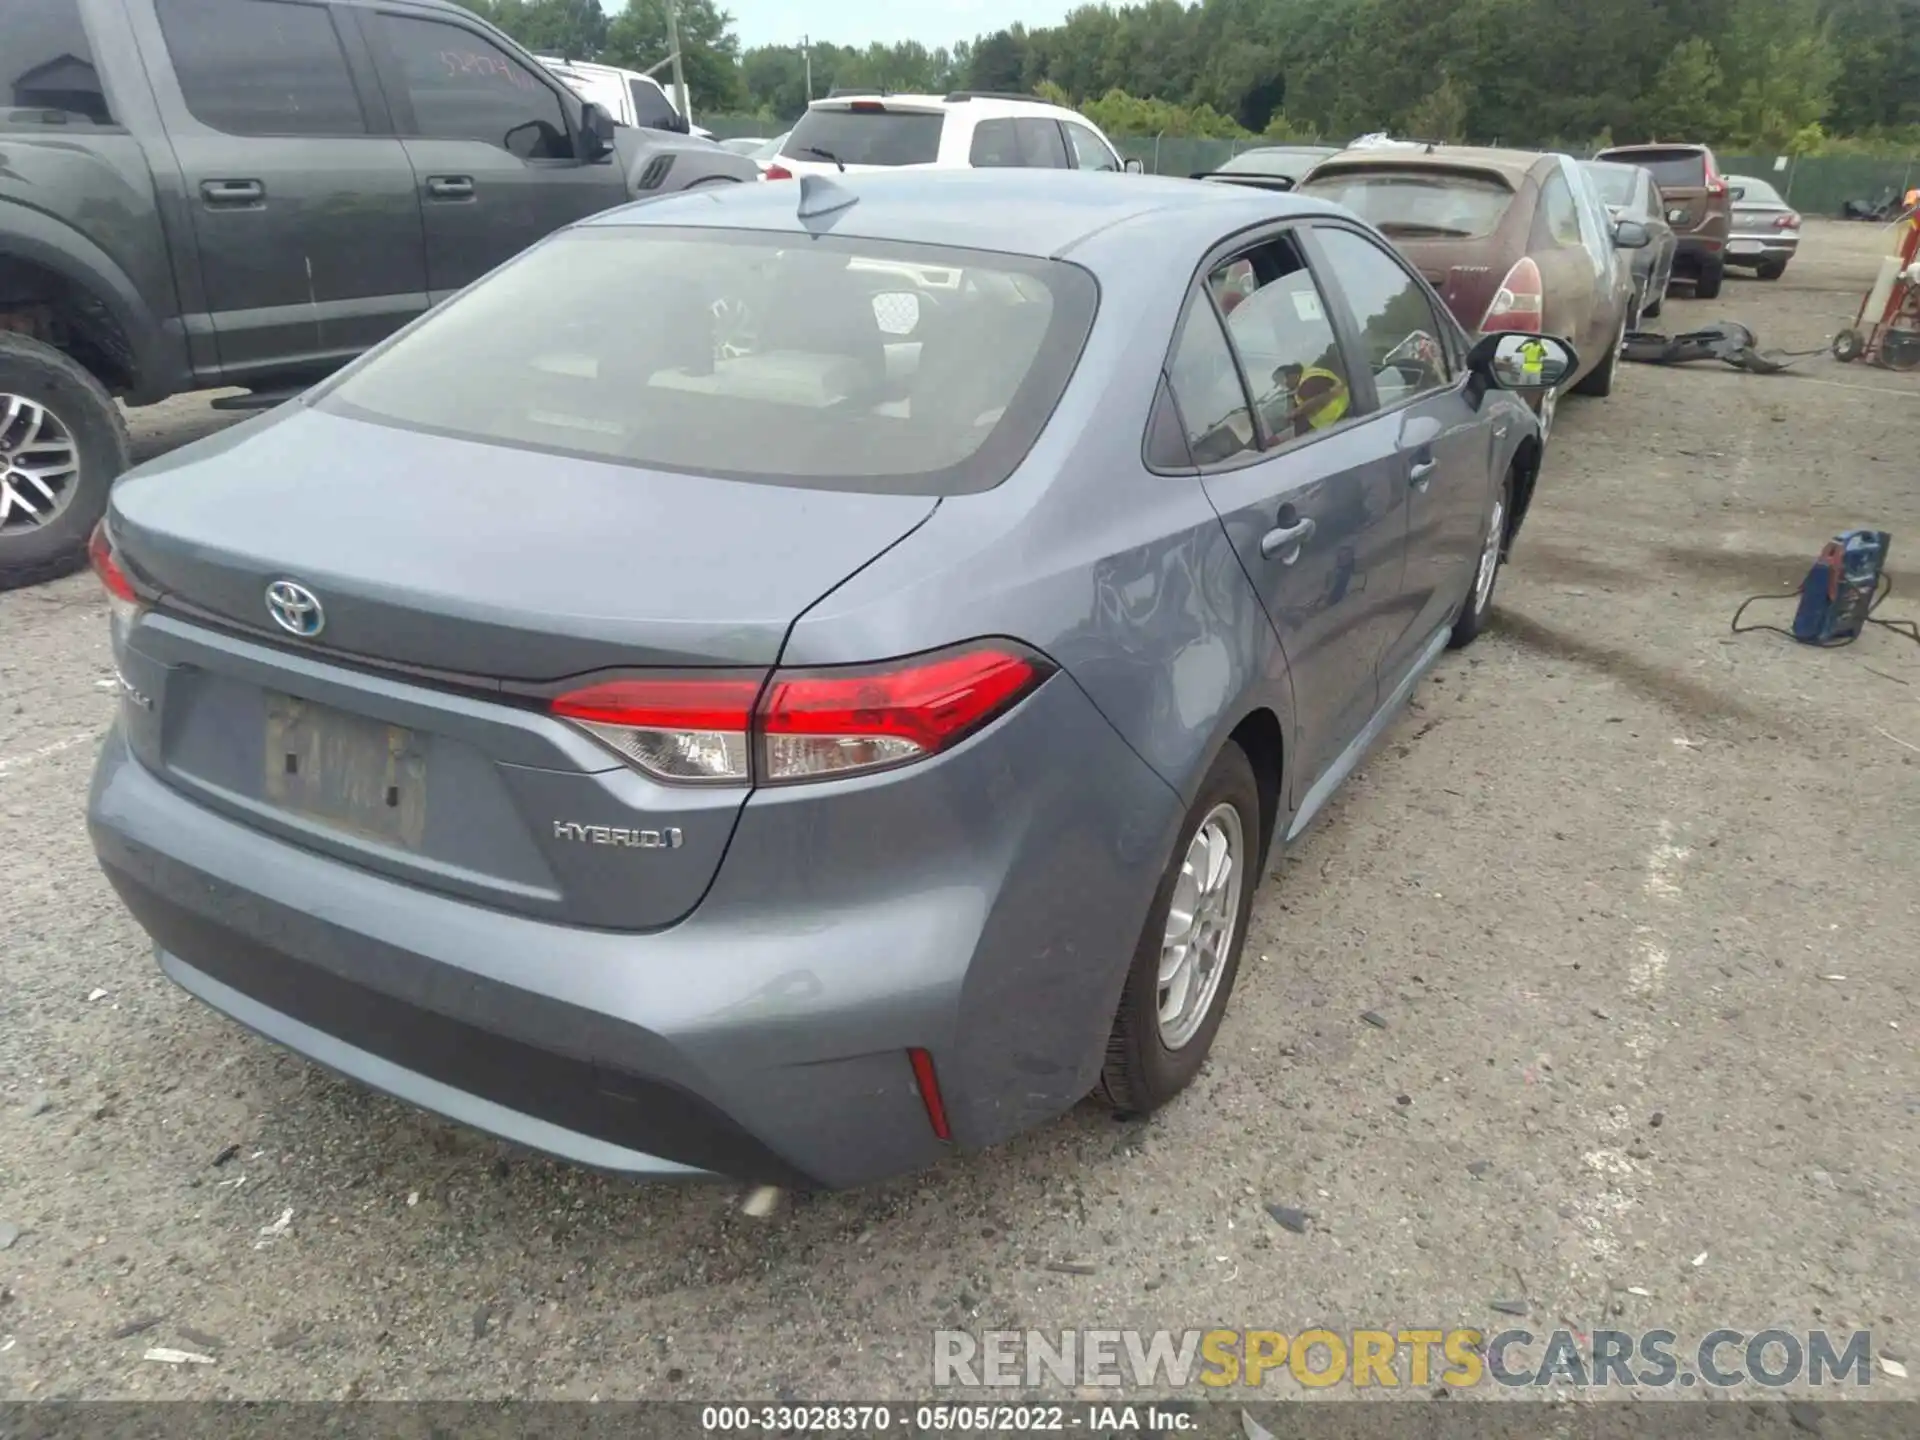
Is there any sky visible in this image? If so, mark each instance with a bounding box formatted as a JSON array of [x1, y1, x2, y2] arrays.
[[617, 0, 1076, 50]]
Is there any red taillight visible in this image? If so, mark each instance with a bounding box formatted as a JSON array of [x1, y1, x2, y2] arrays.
[[908, 1047, 951, 1142], [1776, 212, 1800, 230], [1705, 155, 1727, 198], [549, 643, 1050, 787], [89, 519, 144, 629], [1481, 256, 1544, 332], [765, 162, 793, 180], [551, 676, 758, 782], [762, 646, 1043, 782], [88, 520, 136, 603]]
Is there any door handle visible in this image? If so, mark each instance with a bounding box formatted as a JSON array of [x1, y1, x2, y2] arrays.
[[1259, 516, 1316, 563], [200, 178, 264, 206], [1409, 455, 1438, 491], [425, 175, 475, 200]]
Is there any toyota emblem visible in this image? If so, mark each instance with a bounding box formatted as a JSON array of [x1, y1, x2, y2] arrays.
[[264, 580, 325, 638]]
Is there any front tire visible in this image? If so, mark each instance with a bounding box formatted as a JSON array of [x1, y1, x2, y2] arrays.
[[1449, 469, 1512, 650], [1097, 742, 1261, 1115], [0, 333, 130, 591]]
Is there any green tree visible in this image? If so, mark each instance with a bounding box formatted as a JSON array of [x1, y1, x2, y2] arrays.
[[1639, 37, 1725, 142], [603, 0, 744, 114], [1405, 75, 1470, 144]]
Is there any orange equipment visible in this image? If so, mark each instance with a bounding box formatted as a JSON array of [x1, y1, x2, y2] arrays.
[[1832, 202, 1920, 369]]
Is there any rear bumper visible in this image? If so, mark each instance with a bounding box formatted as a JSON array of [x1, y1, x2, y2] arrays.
[[1672, 234, 1726, 268], [88, 671, 1182, 1189], [1724, 235, 1799, 266]]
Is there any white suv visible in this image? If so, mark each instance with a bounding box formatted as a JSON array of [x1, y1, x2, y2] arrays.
[[535, 56, 713, 140], [767, 91, 1139, 179]]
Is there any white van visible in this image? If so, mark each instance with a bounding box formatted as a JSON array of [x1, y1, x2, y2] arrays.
[[535, 57, 714, 140]]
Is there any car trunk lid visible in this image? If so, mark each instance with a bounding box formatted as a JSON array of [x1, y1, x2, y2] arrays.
[[106, 406, 937, 931]]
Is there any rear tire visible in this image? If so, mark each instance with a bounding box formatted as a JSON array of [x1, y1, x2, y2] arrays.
[[1693, 256, 1725, 300], [1097, 742, 1261, 1115], [0, 333, 130, 591], [1450, 469, 1512, 650], [1573, 316, 1624, 397], [1756, 259, 1786, 281]]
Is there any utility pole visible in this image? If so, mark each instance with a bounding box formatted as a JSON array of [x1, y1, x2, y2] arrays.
[[663, 0, 689, 125], [801, 34, 813, 102]]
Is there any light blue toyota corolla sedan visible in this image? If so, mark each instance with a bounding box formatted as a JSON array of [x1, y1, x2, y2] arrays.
[[86, 170, 1573, 1188]]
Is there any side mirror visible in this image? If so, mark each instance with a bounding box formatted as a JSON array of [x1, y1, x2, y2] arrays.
[[1124, 157, 1145, 174], [581, 101, 617, 160], [1613, 218, 1651, 249], [1467, 331, 1578, 393]]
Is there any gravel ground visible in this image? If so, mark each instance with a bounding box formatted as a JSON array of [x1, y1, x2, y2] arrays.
[[1, 221, 1916, 1402]]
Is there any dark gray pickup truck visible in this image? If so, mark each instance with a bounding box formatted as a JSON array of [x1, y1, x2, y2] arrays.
[[1, 0, 758, 587]]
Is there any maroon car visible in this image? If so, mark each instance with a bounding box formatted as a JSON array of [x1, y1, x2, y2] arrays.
[[1297, 145, 1646, 435]]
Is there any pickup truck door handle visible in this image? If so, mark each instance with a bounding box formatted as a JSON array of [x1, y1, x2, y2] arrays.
[[425, 175, 475, 200], [1259, 515, 1316, 563], [200, 179, 264, 206]]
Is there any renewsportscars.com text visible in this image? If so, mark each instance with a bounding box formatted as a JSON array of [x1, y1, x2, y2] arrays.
[[932, 1328, 1875, 1390]]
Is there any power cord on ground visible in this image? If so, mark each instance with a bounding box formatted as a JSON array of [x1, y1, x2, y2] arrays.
[[1731, 570, 1920, 648]]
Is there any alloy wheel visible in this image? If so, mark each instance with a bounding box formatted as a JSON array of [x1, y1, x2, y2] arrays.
[[0, 394, 81, 533], [1157, 802, 1245, 1050], [1474, 494, 1506, 615]]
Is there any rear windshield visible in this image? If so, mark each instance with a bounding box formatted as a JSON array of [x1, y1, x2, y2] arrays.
[[1583, 164, 1639, 206], [318, 227, 1098, 496], [1732, 177, 1784, 206], [1602, 148, 1705, 188], [783, 106, 944, 166], [1218, 148, 1328, 180], [1298, 168, 1515, 238]]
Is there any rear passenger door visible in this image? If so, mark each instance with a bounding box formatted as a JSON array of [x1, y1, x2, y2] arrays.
[[144, 0, 428, 384], [1312, 224, 1486, 684], [1169, 229, 1408, 799], [357, 6, 627, 299]]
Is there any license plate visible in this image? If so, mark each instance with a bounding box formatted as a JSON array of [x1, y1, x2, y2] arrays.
[[264, 692, 427, 848], [1729, 239, 1765, 255]]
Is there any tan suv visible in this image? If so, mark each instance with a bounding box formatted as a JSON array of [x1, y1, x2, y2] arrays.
[[1593, 143, 1731, 299]]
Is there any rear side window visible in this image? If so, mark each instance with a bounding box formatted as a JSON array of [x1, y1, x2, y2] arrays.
[[156, 0, 365, 136], [1298, 168, 1514, 239], [1208, 238, 1351, 448], [784, 106, 943, 166], [970, 117, 1068, 168], [1166, 293, 1256, 467], [1604, 148, 1705, 189], [378, 14, 574, 159], [2, 0, 113, 126], [1539, 170, 1584, 246], [319, 227, 1099, 497]]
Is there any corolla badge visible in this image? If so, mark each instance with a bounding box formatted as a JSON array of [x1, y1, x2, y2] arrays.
[[264, 580, 325, 638]]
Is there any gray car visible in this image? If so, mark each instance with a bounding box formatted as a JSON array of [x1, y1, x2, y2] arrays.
[[1580, 160, 1677, 322], [86, 171, 1568, 1188], [1725, 174, 1802, 280]]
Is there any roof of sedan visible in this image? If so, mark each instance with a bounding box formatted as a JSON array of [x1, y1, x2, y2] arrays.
[[586, 169, 1345, 259]]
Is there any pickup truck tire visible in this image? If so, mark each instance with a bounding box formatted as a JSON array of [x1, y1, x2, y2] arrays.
[[0, 332, 131, 591]]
